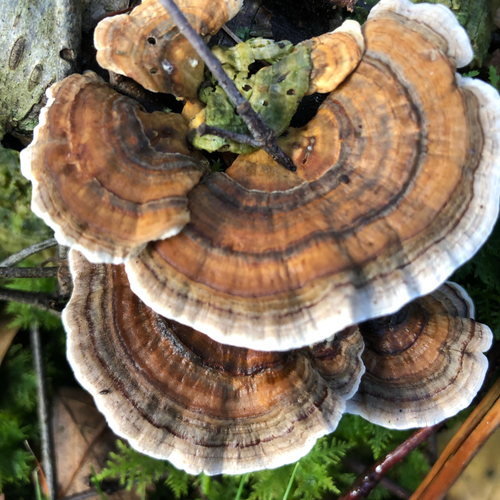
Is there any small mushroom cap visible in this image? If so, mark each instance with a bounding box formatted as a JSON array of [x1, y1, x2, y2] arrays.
[[64, 250, 364, 475], [346, 282, 492, 429], [300, 20, 365, 95], [20, 72, 203, 264], [94, 0, 243, 98], [125, 0, 500, 351]]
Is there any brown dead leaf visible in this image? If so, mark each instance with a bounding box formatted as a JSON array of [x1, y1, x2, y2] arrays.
[[53, 387, 141, 500], [0, 314, 20, 366]]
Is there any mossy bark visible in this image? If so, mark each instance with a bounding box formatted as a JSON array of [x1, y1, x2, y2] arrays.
[[0, 0, 81, 135]]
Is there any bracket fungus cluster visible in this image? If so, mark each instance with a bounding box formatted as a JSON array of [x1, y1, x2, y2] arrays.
[[65, 250, 491, 473], [65, 250, 365, 475], [20, 0, 500, 475], [347, 282, 492, 429], [126, 1, 500, 350]]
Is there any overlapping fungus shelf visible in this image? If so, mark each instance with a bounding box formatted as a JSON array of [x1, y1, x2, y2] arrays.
[[21, 71, 203, 264], [347, 282, 493, 428], [94, 0, 243, 98], [126, 0, 500, 350], [64, 250, 364, 475]]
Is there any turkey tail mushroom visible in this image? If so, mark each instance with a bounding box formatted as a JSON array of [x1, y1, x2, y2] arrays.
[[64, 250, 364, 475], [94, 0, 243, 98], [125, 0, 500, 351], [20, 72, 203, 264], [347, 282, 492, 429]]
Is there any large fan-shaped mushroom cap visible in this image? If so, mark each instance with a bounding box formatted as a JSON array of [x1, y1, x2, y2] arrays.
[[125, 0, 500, 351], [347, 282, 492, 429], [94, 0, 243, 98], [64, 250, 364, 475], [20, 71, 203, 264]]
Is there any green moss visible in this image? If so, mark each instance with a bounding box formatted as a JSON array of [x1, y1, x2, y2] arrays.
[[0, 147, 53, 262]]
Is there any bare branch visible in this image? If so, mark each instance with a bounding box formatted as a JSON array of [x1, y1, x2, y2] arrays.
[[345, 459, 411, 500], [221, 24, 243, 44], [0, 267, 59, 279], [0, 238, 58, 268], [339, 424, 443, 500], [0, 287, 61, 315], [197, 123, 262, 148], [31, 322, 57, 500], [156, 0, 296, 172]]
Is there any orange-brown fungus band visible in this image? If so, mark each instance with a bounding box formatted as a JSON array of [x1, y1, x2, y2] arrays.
[[347, 282, 492, 428], [126, 0, 500, 351], [64, 250, 364, 475], [94, 0, 243, 98], [21, 72, 203, 264]]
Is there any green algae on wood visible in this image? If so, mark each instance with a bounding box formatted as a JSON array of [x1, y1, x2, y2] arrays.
[[0, 0, 81, 136], [192, 39, 312, 153]]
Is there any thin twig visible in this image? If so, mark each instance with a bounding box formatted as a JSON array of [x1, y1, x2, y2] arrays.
[[0, 287, 61, 315], [339, 424, 443, 500], [156, 0, 296, 172], [0, 238, 58, 267], [221, 24, 243, 44], [25, 441, 50, 497], [345, 459, 411, 500], [31, 322, 57, 500], [0, 267, 59, 279], [197, 123, 262, 148]]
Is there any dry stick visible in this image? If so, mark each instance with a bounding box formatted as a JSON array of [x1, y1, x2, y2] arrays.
[[410, 376, 500, 500], [0, 266, 59, 279], [0, 287, 61, 315], [31, 322, 57, 500], [0, 238, 58, 267], [156, 0, 297, 172], [197, 123, 263, 148], [221, 24, 243, 44], [338, 424, 443, 500], [345, 459, 411, 500]]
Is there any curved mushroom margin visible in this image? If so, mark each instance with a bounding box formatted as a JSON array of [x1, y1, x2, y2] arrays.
[[125, 0, 500, 352], [346, 282, 492, 429], [94, 0, 243, 98], [64, 249, 365, 475], [20, 72, 203, 264], [369, 0, 473, 67]]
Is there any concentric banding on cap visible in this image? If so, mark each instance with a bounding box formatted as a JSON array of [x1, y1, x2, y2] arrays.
[[125, 0, 500, 351], [64, 250, 364, 475], [20, 72, 203, 264], [94, 0, 243, 98], [346, 282, 492, 428]]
